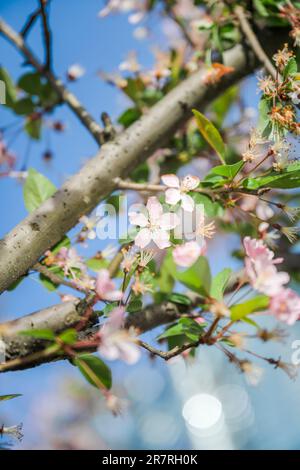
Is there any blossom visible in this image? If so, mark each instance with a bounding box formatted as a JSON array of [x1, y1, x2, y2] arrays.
[[79, 215, 99, 240], [161, 174, 200, 212], [56, 247, 86, 277], [129, 196, 179, 249], [269, 288, 300, 325], [98, 307, 140, 364], [95, 269, 123, 301], [67, 64, 85, 81], [172, 241, 203, 267], [243, 237, 289, 296], [0, 423, 23, 441]]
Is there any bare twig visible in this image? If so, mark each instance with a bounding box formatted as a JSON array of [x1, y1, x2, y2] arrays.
[[234, 5, 277, 79], [33, 262, 90, 294], [39, 0, 52, 71], [20, 1, 50, 37]]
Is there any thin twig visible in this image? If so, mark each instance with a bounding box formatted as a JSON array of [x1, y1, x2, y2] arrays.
[[33, 262, 90, 294], [234, 5, 277, 79], [39, 0, 52, 71], [20, 1, 50, 37]]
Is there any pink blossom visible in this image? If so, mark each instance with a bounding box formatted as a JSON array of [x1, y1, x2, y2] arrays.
[[129, 196, 179, 249], [56, 247, 86, 276], [95, 269, 123, 301], [243, 236, 282, 264], [172, 241, 204, 267], [161, 174, 200, 212], [98, 307, 140, 364], [269, 288, 300, 325], [243, 237, 289, 296]]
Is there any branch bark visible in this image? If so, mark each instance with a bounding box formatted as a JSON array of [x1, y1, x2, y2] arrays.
[[0, 43, 257, 294]]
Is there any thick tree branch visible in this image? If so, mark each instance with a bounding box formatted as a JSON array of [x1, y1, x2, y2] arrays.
[[0, 42, 259, 294], [0, 18, 103, 144], [0, 300, 182, 372]]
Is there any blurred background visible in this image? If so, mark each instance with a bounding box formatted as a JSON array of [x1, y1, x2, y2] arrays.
[[1, 0, 300, 450]]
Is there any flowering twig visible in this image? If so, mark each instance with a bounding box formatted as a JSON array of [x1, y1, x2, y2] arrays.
[[33, 262, 91, 294]]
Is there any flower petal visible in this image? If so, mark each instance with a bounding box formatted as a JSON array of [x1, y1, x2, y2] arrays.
[[159, 212, 180, 230], [152, 229, 171, 249], [172, 241, 202, 267], [147, 196, 163, 224], [161, 173, 180, 188], [181, 193, 195, 212], [165, 188, 181, 206], [129, 211, 148, 227], [182, 175, 200, 191], [134, 228, 152, 248]]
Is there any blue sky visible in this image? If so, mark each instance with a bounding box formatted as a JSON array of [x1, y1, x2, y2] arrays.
[[1, 0, 300, 450]]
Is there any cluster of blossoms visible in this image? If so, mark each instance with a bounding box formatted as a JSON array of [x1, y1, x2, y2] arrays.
[[258, 45, 300, 155], [243, 237, 300, 325], [279, 1, 300, 47], [129, 173, 215, 267]]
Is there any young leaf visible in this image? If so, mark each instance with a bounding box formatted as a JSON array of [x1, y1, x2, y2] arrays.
[[23, 168, 56, 212], [230, 295, 269, 321], [172, 256, 211, 295], [210, 161, 244, 180], [192, 109, 226, 164], [0, 394, 22, 402], [167, 293, 192, 305], [58, 329, 77, 345], [74, 353, 112, 390], [210, 268, 232, 301], [19, 329, 55, 341]]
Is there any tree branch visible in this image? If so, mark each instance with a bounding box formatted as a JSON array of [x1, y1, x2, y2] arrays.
[[0, 300, 182, 372], [0, 18, 103, 144]]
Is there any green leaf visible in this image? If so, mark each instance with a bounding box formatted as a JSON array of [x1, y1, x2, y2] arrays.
[[18, 72, 42, 95], [19, 329, 55, 341], [23, 168, 56, 212], [211, 85, 238, 126], [158, 317, 206, 340], [13, 97, 35, 115], [230, 295, 269, 321], [243, 163, 300, 189], [24, 117, 42, 140], [210, 268, 232, 301], [192, 109, 226, 164], [0, 67, 17, 107], [74, 353, 112, 390], [0, 394, 22, 402], [257, 97, 271, 136], [191, 193, 224, 217], [283, 58, 297, 79], [172, 256, 211, 295], [86, 257, 110, 272], [58, 328, 77, 345], [118, 107, 141, 127], [167, 293, 192, 305], [210, 161, 244, 180], [127, 296, 143, 313]]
